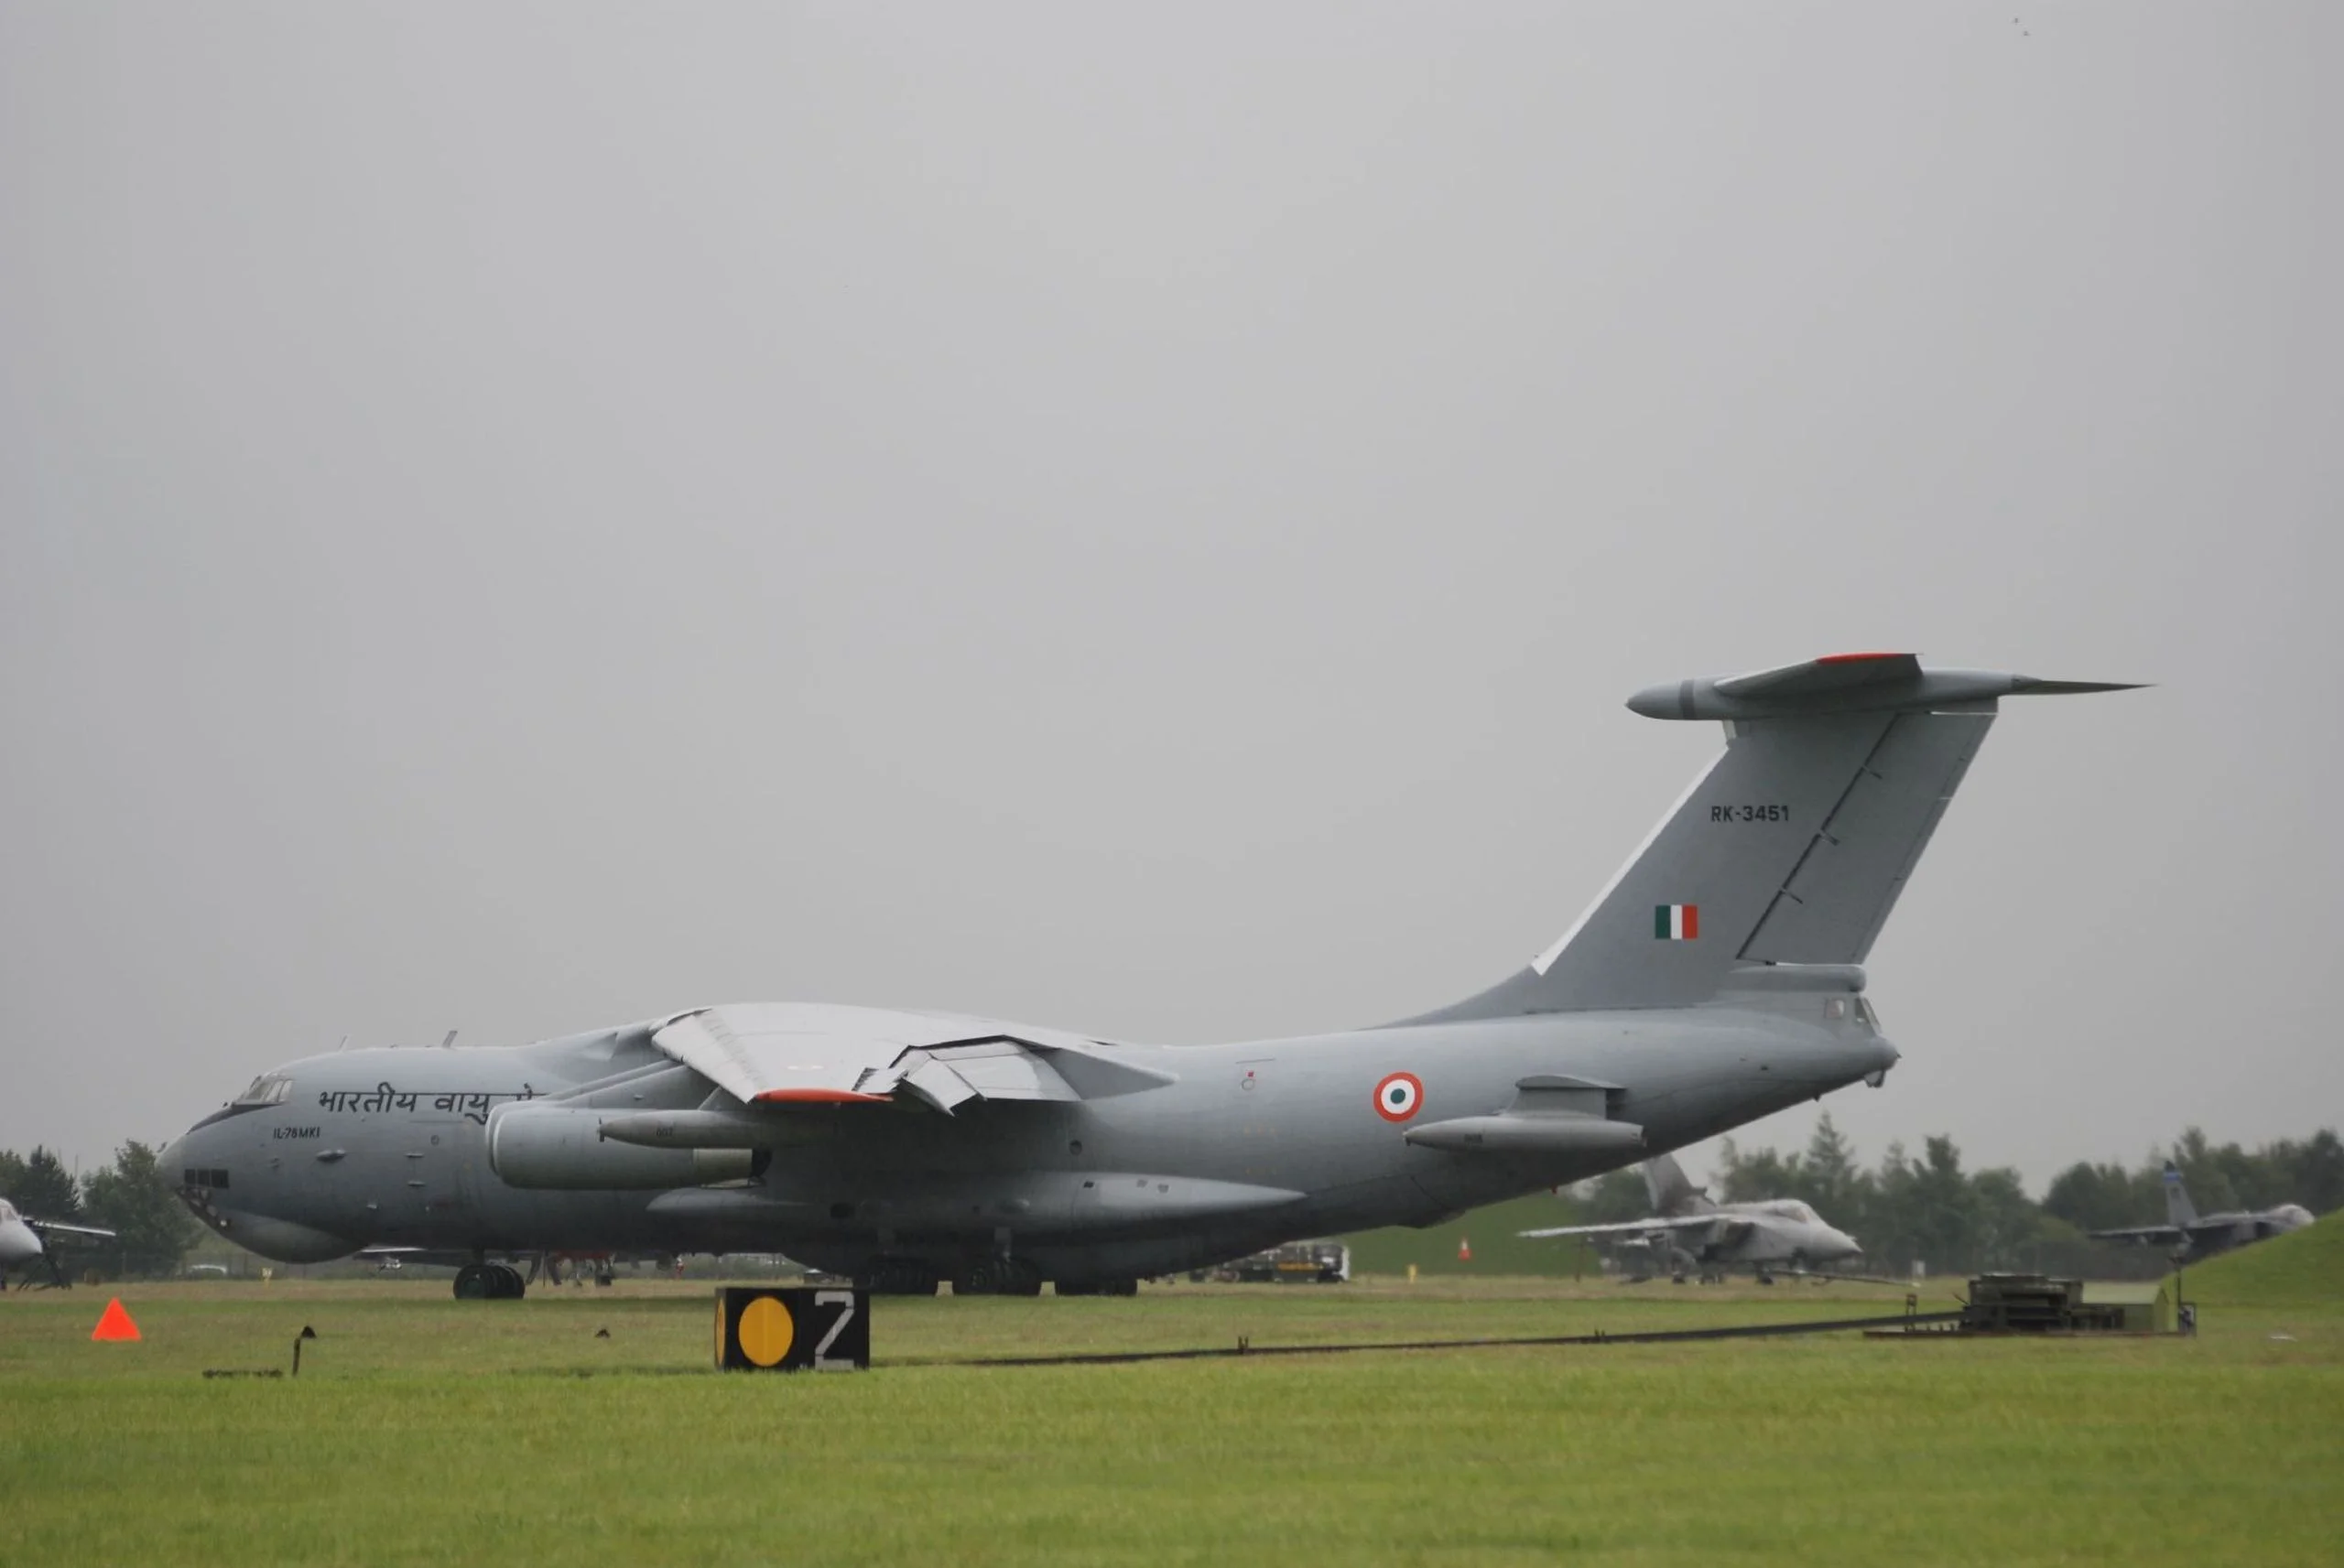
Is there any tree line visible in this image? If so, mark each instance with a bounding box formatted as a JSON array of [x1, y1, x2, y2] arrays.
[[0, 1142, 200, 1279], [1577, 1116, 2342, 1279]]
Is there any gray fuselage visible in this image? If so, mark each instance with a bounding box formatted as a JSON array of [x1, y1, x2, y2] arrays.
[[165, 984, 1896, 1281]]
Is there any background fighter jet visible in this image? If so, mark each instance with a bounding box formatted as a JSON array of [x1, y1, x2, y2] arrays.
[[0, 1198, 115, 1289], [1519, 1152, 1861, 1281], [2089, 1161, 2314, 1260], [162, 655, 2133, 1300]]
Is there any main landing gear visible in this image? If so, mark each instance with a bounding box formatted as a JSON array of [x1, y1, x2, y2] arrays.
[[953, 1256, 1043, 1296], [856, 1255, 1139, 1296], [452, 1262, 526, 1300], [856, 1258, 941, 1296]]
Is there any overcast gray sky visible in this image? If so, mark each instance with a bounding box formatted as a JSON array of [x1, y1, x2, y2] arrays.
[[4, 4, 2337, 1194]]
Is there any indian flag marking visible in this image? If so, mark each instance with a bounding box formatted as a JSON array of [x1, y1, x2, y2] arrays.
[[1655, 903, 1699, 940]]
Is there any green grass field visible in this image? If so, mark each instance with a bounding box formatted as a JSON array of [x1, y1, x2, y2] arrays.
[[5, 1245, 2339, 1567], [2185, 1210, 2343, 1308]]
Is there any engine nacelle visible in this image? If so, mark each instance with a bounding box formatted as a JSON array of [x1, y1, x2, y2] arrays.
[[486, 1105, 762, 1191]]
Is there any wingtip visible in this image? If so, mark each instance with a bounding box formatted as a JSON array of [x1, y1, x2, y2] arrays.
[[2008, 676, 2151, 696]]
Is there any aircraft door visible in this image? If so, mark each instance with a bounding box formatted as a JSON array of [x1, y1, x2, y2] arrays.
[[385, 1112, 472, 1240]]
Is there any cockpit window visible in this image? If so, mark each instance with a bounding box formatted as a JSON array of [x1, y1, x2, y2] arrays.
[[1852, 997, 1880, 1029], [234, 1074, 293, 1108]]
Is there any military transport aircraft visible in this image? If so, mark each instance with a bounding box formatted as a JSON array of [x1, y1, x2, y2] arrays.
[[163, 654, 2136, 1299], [2089, 1162, 2314, 1260], [1518, 1152, 1861, 1281], [0, 1199, 115, 1289]]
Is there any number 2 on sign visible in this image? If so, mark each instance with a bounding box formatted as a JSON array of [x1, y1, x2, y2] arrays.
[[813, 1291, 857, 1370]]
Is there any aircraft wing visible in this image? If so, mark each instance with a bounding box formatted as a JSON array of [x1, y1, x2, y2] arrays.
[[649, 1003, 1176, 1113], [26, 1218, 116, 1244], [1519, 1215, 1721, 1239], [2088, 1224, 2186, 1245]]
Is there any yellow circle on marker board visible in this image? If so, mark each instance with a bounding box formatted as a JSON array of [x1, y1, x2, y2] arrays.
[[737, 1296, 795, 1367]]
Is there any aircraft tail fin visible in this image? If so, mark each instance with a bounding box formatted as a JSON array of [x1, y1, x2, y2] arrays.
[[2164, 1162, 2199, 1228], [1402, 655, 2140, 1021], [1643, 1153, 1712, 1217]]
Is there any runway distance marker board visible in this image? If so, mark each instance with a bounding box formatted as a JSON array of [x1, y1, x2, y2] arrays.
[[715, 1286, 869, 1371]]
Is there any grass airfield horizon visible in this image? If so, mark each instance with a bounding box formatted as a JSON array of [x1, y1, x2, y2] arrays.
[[4, 1267, 2338, 1566]]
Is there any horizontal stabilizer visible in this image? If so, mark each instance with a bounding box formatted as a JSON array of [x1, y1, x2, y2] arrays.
[[1629, 654, 2143, 721], [2008, 676, 2145, 697], [1716, 652, 1921, 699]]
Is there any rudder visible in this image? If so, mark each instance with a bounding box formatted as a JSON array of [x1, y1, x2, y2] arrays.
[[1643, 1153, 1712, 1217], [2164, 1162, 2199, 1228]]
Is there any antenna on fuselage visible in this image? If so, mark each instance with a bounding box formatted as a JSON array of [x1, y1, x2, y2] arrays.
[[441, 1030, 458, 1049]]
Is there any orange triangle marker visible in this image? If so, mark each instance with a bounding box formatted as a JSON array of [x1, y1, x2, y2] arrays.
[[91, 1297, 141, 1342]]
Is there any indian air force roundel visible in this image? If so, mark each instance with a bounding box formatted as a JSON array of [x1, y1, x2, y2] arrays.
[[1373, 1071, 1423, 1122]]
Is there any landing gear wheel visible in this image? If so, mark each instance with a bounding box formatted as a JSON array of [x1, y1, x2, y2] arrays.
[[453, 1264, 493, 1300], [956, 1257, 1043, 1296], [1055, 1279, 1096, 1297], [857, 1258, 940, 1295], [492, 1263, 526, 1299], [1104, 1277, 1138, 1297]]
